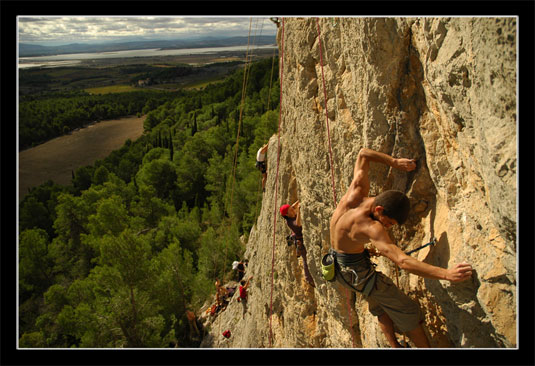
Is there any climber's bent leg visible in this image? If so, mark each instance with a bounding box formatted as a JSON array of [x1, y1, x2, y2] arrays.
[[377, 313, 403, 348], [366, 273, 424, 342], [299, 244, 315, 287], [405, 322, 430, 348]]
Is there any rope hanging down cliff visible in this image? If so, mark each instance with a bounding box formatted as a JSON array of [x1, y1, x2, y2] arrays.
[[268, 17, 285, 349], [316, 17, 358, 349], [215, 18, 253, 287]]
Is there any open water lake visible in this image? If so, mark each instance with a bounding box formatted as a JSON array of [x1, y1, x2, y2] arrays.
[[18, 44, 277, 69], [18, 115, 146, 202]]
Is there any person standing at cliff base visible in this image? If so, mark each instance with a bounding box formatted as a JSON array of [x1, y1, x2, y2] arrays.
[[256, 143, 269, 192], [280, 201, 316, 288], [186, 310, 200, 339], [329, 148, 473, 348]]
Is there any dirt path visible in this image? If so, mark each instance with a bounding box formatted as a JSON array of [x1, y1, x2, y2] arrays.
[[18, 115, 146, 202]]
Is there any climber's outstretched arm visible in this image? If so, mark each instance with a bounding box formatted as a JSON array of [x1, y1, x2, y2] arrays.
[[365, 222, 473, 282]]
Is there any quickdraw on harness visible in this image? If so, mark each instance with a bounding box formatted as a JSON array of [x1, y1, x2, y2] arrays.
[[405, 237, 437, 255], [397, 237, 437, 275], [286, 233, 297, 246]]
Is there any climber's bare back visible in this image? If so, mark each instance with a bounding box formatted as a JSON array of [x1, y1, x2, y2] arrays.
[[330, 149, 373, 253], [330, 189, 381, 254]]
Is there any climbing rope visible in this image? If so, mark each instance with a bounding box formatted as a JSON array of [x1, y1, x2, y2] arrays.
[[211, 16, 255, 315], [254, 26, 278, 220], [316, 17, 357, 349], [393, 263, 408, 346], [212, 17, 261, 340], [316, 18, 338, 207], [268, 16, 285, 349], [212, 18, 252, 288], [266, 48, 277, 110]]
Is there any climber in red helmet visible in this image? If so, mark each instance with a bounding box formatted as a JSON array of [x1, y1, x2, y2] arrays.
[[280, 200, 315, 287], [328, 148, 473, 348]]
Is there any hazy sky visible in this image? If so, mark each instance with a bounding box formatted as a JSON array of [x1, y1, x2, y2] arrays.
[[18, 16, 278, 45]]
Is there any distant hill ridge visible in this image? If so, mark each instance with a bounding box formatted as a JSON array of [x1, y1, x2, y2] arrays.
[[19, 35, 277, 57]]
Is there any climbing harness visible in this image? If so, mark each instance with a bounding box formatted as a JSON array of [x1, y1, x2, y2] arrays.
[[323, 249, 378, 297], [286, 233, 297, 246], [405, 237, 437, 255]]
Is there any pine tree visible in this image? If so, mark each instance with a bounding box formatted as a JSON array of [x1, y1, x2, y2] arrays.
[[191, 112, 197, 136], [169, 135, 174, 161]]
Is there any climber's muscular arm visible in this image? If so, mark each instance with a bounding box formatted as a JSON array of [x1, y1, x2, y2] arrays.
[[292, 200, 301, 227], [356, 148, 417, 176], [345, 148, 414, 205], [366, 222, 473, 282]]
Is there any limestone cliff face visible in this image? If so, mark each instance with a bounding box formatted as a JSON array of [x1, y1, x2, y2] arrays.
[[200, 17, 517, 348]]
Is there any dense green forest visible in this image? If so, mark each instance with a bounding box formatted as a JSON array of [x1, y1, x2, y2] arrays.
[[18, 57, 279, 348], [19, 89, 180, 151], [18, 60, 245, 151]]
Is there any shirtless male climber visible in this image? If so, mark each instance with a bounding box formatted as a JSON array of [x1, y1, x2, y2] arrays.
[[329, 148, 473, 348]]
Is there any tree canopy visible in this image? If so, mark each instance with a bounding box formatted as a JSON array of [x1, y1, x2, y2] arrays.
[[19, 57, 279, 348]]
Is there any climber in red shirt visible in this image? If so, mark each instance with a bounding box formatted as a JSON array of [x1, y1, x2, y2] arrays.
[[329, 148, 473, 348], [238, 276, 253, 318]]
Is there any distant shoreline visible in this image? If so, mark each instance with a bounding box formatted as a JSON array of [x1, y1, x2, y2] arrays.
[[19, 40, 277, 60], [19, 47, 278, 70]]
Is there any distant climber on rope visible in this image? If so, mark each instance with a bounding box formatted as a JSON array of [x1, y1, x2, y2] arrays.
[[280, 200, 316, 288], [256, 143, 269, 192], [237, 275, 253, 318], [232, 259, 248, 281], [327, 148, 473, 348]]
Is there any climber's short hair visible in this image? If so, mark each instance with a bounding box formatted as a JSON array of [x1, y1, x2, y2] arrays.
[[373, 190, 410, 225]]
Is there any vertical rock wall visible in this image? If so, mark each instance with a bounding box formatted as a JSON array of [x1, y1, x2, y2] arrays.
[[200, 17, 516, 349]]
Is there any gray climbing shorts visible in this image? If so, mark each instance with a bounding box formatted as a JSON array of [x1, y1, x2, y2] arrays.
[[365, 272, 423, 332], [333, 250, 423, 332]]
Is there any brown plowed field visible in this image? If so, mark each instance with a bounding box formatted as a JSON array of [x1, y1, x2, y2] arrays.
[[18, 115, 146, 202]]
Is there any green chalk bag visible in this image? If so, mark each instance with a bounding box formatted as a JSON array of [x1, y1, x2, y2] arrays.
[[321, 253, 336, 282]]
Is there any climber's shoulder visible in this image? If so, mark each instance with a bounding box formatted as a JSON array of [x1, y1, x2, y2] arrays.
[[331, 200, 365, 230]]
